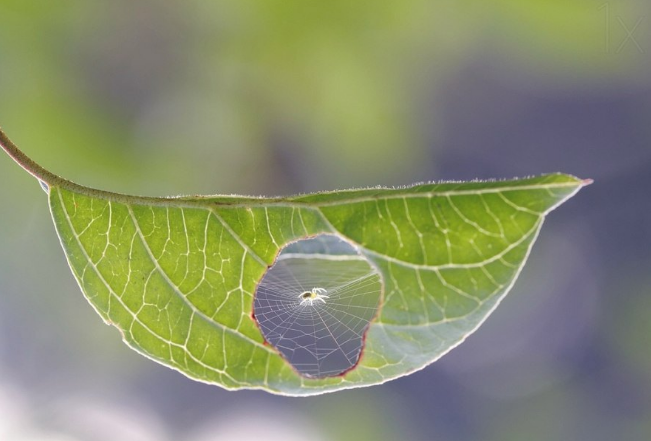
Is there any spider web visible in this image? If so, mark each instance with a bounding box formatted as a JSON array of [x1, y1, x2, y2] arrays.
[[253, 235, 382, 378]]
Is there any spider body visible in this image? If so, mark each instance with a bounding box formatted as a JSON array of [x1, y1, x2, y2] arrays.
[[299, 287, 329, 306]]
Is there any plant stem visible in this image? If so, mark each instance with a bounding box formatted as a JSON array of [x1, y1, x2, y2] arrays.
[[0, 127, 64, 186], [0, 127, 171, 205], [2, 126, 591, 208], [0, 126, 271, 206]]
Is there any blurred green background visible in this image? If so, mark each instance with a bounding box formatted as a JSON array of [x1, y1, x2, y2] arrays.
[[1, 0, 651, 440]]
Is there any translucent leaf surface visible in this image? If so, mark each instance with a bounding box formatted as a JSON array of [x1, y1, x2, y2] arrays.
[[1, 130, 589, 396]]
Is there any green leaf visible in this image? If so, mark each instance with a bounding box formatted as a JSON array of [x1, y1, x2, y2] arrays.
[[0, 129, 589, 396]]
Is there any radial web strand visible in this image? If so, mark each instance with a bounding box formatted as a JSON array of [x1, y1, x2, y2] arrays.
[[253, 234, 382, 378]]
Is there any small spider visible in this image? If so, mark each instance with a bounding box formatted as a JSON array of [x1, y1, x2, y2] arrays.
[[298, 287, 329, 306]]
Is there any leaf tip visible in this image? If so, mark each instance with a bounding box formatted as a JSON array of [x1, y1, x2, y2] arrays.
[[581, 178, 594, 186]]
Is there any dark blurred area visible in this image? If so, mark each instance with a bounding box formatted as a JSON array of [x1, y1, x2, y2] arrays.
[[1, 1, 650, 440]]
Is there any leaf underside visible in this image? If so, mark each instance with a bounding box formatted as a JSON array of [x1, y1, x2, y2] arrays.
[[47, 173, 585, 396]]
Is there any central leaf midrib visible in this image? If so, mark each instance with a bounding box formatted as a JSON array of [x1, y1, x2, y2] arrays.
[[48, 177, 580, 210]]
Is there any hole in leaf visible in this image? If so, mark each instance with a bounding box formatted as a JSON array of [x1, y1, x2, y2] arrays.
[[253, 234, 382, 378]]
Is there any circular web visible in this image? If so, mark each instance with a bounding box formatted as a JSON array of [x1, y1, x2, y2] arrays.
[[253, 234, 382, 378]]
